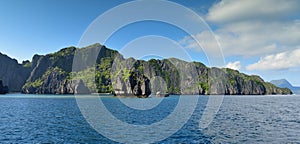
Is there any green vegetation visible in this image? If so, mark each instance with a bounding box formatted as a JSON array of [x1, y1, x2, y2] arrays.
[[72, 67, 97, 92], [22, 60, 32, 68], [225, 68, 264, 86], [23, 78, 42, 89], [23, 67, 69, 90], [49, 46, 76, 60], [136, 64, 144, 74], [200, 82, 209, 92], [95, 58, 114, 93], [193, 61, 207, 68], [122, 68, 131, 81], [167, 85, 181, 94], [149, 59, 162, 73]]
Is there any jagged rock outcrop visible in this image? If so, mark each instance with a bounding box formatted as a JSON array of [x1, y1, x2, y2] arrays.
[[0, 80, 9, 94], [0, 53, 32, 92], [113, 71, 151, 97]]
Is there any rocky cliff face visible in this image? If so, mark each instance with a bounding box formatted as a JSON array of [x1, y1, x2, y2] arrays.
[[22, 67, 90, 94], [109, 58, 292, 96], [0, 53, 32, 92], [112, 70, 151, 97], [22, 43, 117, 94], [0, 80, 9, 94], [0, 43, 290, 96]]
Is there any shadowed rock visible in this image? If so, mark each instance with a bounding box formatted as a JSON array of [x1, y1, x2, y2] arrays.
[[0, 80, 9, 94]]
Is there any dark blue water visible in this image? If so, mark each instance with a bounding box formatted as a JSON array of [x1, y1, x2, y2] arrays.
[[0, 94, 299, 143]]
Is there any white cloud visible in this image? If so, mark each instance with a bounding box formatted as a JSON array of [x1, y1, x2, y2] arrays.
[[179, 31, 220, 52], [180, 21, 300, 57], [207, 0, 300, 23], [181, 0, 300, 84], [246, 49, 300, 71], [226, 61, 241, 70], [180, 0, 300, 57]]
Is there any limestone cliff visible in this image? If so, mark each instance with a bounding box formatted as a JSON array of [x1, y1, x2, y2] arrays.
[[0, 53, 31, 92], [0, 80, 9, 94], [0, 43, 290, 96], [22, 67, 89, 94]]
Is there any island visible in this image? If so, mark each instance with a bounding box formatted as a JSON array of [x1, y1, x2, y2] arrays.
[[0, 43, 292, 97]]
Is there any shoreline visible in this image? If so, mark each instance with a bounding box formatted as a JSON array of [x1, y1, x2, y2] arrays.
[[1, 93, 296, 97]]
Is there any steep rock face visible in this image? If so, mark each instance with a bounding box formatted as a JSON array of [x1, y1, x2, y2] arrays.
[[27, 47, 76, 83], [0, 80, 9, 94], [22, 67, 90, 94], [223, 69, 291, 95], [22, 47, 77, 94], [22, 43, 117, 94], [221, 69, 266, 95], [0, 53, 31, 92], [110, 57, 291, 96], [112, 58, 292, 96], [18, 43, 292, 96], [111, 58, 151, 97], [113, 72, 151, 97]]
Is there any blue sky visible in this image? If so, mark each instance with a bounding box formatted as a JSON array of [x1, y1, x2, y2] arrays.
[[0, 0, 300, 86]]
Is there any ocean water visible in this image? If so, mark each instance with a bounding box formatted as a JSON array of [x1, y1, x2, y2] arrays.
[[0, 94, 299, 143]]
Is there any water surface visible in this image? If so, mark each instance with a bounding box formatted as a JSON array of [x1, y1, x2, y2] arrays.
[[0, 94, 299, 143]]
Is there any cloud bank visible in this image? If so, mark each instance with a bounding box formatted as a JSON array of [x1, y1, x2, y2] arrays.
[[206, 0, 300, 23], [246, 48, 300, 71], [180, 0, 300, 71]]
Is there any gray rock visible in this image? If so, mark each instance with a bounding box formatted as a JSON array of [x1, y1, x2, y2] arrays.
[[74, 79, 91, 94], [0, 53, 31, 92], [0, 80, 9, 94], [6, 43, 290, 95], [112, 71, 151, 97], [22, 67, 90, 94]]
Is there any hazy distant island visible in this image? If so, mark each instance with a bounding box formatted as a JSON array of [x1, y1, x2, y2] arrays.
[[0, 43, 292, 96], [271, 79, 300, 94]]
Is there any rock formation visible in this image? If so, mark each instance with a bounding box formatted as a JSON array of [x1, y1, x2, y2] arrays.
[[0, 53, 32, 92], [0, 80, 9, 94], [22, 67, 90, 94], [0, 43, 292, 96], [113, 71, 151, 97]]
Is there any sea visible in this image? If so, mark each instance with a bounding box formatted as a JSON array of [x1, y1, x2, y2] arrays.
[[0, 94, 299, 143]]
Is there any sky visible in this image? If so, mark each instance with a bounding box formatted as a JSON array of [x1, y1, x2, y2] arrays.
[[0, 0, 300, 86]]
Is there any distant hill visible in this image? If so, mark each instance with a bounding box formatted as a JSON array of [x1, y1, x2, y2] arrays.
[[271, 79, 300, 94], [270, 79, 293, 88]]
